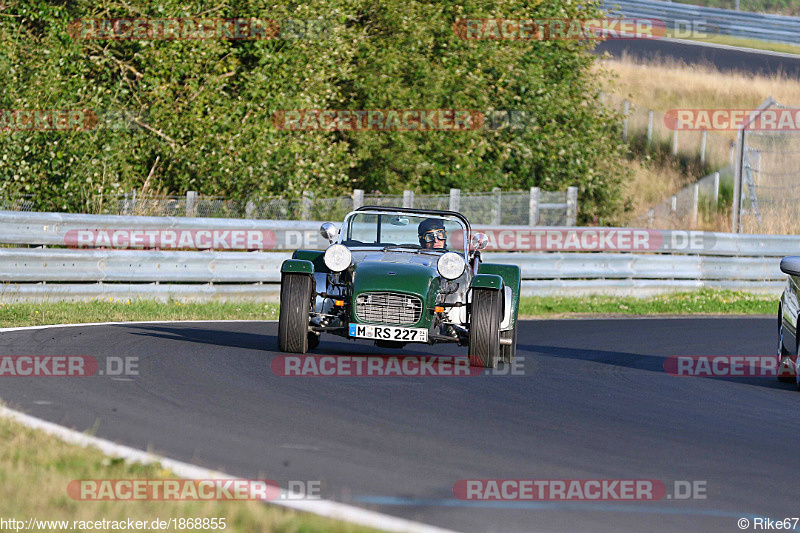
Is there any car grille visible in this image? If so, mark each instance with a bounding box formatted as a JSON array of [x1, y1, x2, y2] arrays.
[[355, 292, 423, 326]]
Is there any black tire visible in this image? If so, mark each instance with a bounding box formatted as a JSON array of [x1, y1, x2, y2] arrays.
[[778, 320, 795, 383], [469, 288, 502, 368], [278, 273, 313, 353], [501, 326, 517, 364]]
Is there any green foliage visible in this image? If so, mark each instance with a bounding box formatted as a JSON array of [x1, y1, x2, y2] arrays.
[[0, 0, 630, 223]]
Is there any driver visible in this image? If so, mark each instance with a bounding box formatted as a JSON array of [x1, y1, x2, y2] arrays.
[[418, 218, 447, 249]]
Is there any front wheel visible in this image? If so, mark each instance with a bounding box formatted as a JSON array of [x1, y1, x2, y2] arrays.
[[278, 273, 313, 353], [469, 288, 502, 368]]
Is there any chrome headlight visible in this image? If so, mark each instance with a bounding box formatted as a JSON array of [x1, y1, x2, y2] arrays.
[[323, 244, 352, 272], [437, 252, 466, 280]]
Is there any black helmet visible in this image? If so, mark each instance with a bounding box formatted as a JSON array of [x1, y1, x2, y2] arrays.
[[418, 218, 445, 246]]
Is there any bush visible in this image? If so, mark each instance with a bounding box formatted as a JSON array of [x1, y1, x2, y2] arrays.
[[0, 0, 630, 223]]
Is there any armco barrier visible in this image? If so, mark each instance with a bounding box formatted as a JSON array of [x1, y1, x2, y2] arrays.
[[3, 210, 800, 255], [0, 210, 793, 301], [602, 0, 800, 45]]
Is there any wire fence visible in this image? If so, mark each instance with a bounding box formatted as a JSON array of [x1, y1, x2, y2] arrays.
[[1, 188, 579, 226]]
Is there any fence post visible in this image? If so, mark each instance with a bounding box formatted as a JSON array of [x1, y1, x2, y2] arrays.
[[648, 209, 654, 228], [245, 200, 256, 219], [670, 195, 677, 216], [690, 183, 699, 228], [123, 191, 131, 215], [622, 99, 630, 142], [449, 188, 460, 212], [352, 189, 364, 210], [712, 172, 719, 209], [730, 140, 736, 170], [492, 187, 501, 224], [131, 189, 137, 215], [732, 130, 744, 232], [566, 186, 578, 226], [647, 110, 653, 146], [186, 191, 197, 217], [301, 191, 313, 221], [403, 190, 414, 208], [529, 187, 540, 226], [671, 129, 678, 156], [700, 129, 707, 164]]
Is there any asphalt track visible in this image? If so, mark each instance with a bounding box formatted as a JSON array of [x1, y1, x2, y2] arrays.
[[595, 37, 800, 77], [1, 317, 798, 533]]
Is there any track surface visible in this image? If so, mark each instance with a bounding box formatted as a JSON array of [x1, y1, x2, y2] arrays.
[[1, 318, 798, 533], [595, 37, 800, 76]]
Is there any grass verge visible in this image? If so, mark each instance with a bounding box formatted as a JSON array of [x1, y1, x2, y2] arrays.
[[663, 30, 800, 56], [0, 410, 379, 533], [0, 291, 777, 328], [519, 289, 776, 317]]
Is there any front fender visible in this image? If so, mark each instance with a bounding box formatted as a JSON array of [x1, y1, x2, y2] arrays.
[[281, 259, 314, 275], [477, 263, 521, 330]]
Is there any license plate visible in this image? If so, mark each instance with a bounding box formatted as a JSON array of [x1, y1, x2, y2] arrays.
[[349, 324, 428, 342]]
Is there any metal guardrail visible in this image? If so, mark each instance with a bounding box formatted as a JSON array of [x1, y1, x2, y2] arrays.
[[0, 210, 793, 301], [602, 0, 800, 45], [3, 209, 800, 255], [0, 251, 783, 283]]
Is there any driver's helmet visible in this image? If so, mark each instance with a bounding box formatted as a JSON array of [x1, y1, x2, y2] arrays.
[[418, 218, 447, 248]]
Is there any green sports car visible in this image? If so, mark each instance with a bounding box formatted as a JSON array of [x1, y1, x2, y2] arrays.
[[278, 206, 521, 368]]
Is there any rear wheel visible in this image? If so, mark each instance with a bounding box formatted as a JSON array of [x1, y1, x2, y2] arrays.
[[278, 273, 313, 353], [469, 289, 502, 368], [501, 326, 517, 364]]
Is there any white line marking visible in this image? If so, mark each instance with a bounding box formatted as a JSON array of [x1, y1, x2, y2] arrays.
[[0, 319, 277, 333], [0, 320, 459, 533], [0, 405, 458, 533]]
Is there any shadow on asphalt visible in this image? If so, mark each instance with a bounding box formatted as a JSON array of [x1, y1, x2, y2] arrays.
[[522, 343, 794, 391]]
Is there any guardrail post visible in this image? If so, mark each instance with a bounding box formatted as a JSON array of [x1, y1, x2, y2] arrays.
[[622, 99, 629, 142], [691, 183, 699, 228], [712, 172, 720, 209], [186, 191, 197, 217], [700, 129, 707, 164], [566, 186, 578, 226], [352, 189, 364, 210], [449, 188, 460, 211], [245, 200, 256, 219], [529, 187, 540, 226], [403, 190, 414, 208], [492, 187, 501, 224], [670, 195, 677, 216], [671, 129, 678, 156], [732, 130, 744, 232], [647, 110, 653, 146], [648, 209, 654, 228], [301, 191, 313, 221]]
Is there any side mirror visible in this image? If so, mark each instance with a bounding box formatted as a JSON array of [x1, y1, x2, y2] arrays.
[[320, 222, 338, 244], [780, 256, 800, 276], [471, 233, 489, 251]]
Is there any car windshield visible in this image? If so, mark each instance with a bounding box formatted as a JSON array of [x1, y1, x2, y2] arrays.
[[340, 211, 468, 256]]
